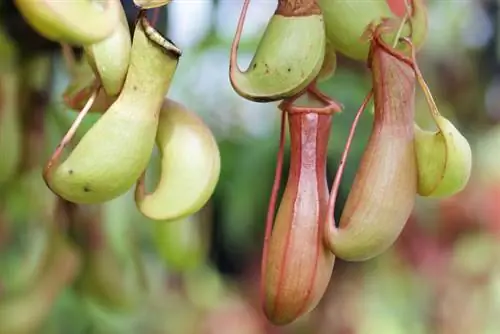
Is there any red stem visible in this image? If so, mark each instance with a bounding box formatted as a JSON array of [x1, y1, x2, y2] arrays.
[[229, 0, 251, 76], [326, 91, 373, 227], [260, 109, 286, 308]]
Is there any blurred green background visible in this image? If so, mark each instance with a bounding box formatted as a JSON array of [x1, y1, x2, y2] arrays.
[[1, 0, 500, 333]]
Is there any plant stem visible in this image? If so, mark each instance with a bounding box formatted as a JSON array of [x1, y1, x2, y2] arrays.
[[43, 83, 100, 184], [261, 109, 286, 306], [326, 93, 373, 224]]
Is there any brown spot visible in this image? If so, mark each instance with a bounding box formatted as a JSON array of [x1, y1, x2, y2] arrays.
[[253, 63, 257, 69], [68, 170, 73, 175], [83, 186, 91, 192], [287, 68, 291, 72]]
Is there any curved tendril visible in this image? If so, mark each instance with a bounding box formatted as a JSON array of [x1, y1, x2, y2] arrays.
[[43, 84, 101, 187], [229, 0, 251, 80], [326, 92, 372, 226], [403, 0, 413, 40], [260, 109, 286, 308], [392, 13, 409, 48], [400, 38, 441, 119]]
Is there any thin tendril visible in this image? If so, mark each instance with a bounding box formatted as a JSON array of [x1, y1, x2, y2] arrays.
[[229, 0, 251, 75], [392, 0, 441, 120], [43, 84, 101, 184], [392, 13, 409, 48], [404, 0, 412, 16], [260, 109, 286, 307], [326, 92, 373, 228], [401, 38, 441, 119], [403, 0, 414, 39]]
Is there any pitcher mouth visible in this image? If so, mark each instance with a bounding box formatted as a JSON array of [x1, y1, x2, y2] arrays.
[[136, 10, 182, 58]]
